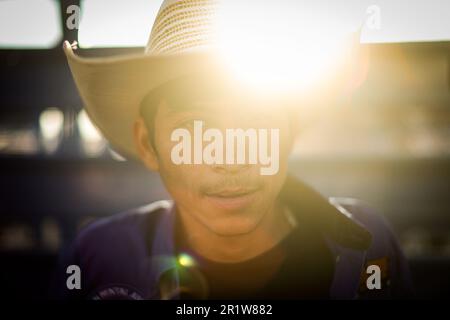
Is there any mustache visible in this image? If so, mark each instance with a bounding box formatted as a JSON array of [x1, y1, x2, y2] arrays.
[[200, 174, 264, 195]]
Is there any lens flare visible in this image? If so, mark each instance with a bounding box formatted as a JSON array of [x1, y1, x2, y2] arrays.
[[178, 253, 196, 268], [215, 1, 357, 94]]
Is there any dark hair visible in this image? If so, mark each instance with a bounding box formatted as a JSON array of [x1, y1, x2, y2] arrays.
[[139, 73, 240, 148]]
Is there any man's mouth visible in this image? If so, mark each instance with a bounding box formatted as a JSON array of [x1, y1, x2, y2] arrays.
[[203, 188, 260, 210]]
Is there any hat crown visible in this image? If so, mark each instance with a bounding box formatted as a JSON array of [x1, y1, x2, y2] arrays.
[[146, 0, 219, 55]]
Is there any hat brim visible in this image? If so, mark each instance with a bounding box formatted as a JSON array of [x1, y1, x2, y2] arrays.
[[64, 39, 367, 161], [64, 42, 229, 160]]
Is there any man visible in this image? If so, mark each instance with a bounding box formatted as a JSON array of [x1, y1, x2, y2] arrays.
[[58, 0, 413, 299]]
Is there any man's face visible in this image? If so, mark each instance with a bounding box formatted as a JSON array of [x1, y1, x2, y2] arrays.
[[138, 95, 294, 236]]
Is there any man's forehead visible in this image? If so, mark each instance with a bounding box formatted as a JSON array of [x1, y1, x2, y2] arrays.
[[141, 72, 293, 123], [161, 95, 269, 114]]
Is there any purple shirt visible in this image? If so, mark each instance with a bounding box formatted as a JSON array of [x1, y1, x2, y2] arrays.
[[56, 177, 413, 300]]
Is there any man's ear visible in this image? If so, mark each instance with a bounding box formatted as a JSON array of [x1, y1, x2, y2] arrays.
[[134, 116, 159, 171]]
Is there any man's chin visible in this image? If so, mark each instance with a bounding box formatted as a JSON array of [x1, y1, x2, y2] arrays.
[[201, 215, 264, 237]]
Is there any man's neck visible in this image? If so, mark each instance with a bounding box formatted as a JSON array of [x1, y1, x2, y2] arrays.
[[174, 200, 295, 263]]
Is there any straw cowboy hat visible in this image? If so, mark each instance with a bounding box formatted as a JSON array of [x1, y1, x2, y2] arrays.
[[64, 0, 367, 160]]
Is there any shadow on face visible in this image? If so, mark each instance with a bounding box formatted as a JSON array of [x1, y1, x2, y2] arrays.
[[136, 76, 297, 236]]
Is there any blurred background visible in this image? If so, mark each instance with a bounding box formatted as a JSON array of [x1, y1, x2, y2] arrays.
[[0, 0, 449, 299]]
